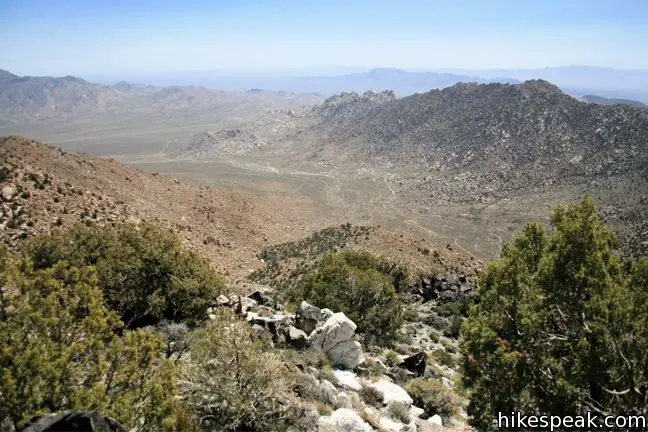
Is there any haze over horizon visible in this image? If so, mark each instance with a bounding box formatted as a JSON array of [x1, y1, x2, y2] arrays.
[[1, 0, 648, 77]]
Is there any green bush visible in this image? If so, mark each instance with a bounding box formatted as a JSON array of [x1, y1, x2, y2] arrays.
[[405, 378, 459, 420], [0, 247, 192, 431], [461, 196, 648, 430], [21, 222, 225, 327], [289, 250, 403, 345]]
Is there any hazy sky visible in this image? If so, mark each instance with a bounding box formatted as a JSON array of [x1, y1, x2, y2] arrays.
[[1, 0, 647, 76]]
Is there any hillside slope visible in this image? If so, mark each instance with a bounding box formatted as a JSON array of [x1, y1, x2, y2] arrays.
[[1, 136, 479, 283], [0, 135, 312, 278]]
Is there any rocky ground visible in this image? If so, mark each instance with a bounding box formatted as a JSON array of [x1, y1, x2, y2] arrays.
[[188, 287, 474, 432]]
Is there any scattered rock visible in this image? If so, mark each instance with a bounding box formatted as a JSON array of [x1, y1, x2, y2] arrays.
[[310, 312, 363, 369], [317, 408, 373, 432], [368, 378, 413, 406], [230, 295, 257, 314], [320, 379, 338, 403], [296, 300, 321, 334], [247, 290, 274, 307], [410, 405, 425, 419], [1, 185, 17, 202], [321, 308, 334, 321], [335, 392, 353, 409], [250, 323, 267, 341], [415, 417, 442, 432], [216, 294, 231, 307], [429, 414, 443, 427], [333, 369, 363, 392], [246, 313, 294, 337], [378, 415, 416, 432]]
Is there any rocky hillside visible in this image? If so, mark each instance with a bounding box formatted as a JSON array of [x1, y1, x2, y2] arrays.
[[0, 135, 320, 279], [182, 80, 648, 257], [313, 81, 648, 179]]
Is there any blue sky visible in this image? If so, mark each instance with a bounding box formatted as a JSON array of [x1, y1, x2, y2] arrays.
[[1, 0, 647, 75]]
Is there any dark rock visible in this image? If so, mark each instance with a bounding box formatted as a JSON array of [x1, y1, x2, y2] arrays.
[[412, 274, 476, 303], [19, 411, 126, 432], [399, 351, 427, 376], [284, 325, 308, 349], [295, 300, 321, 335], [247, 290, 273, 307]]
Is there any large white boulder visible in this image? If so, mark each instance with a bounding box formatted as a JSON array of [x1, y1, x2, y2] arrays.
[[429, 414, 443, 427], [368, 378, 413, 405], [310, 312, 357, 352], [318, 408, 373, 432], [327, 340, 362, 369]]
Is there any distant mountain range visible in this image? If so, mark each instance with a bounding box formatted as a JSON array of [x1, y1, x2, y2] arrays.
[[83, 68, 521, 97], [0, 69, 321, 125], [81, 66, 648, 102], [580, 94, 646, 107]]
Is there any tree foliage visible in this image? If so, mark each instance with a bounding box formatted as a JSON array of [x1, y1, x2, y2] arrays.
[[0, 246, 192, 431], [21, 222, 225, 327], [461, 196, 648, 430], [289, 250, 404, 345]]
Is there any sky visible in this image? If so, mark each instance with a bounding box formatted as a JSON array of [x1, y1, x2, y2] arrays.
[[1, 0, 647, 76]]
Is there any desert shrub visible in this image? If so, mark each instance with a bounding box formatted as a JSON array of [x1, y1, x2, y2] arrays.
[[430, 348, 456, 368], [386, 400, 412, 424], [462, 196, 648, 430], [0, 247, 192, 431], [384, 349, 400, 366], [289, 250, 403, 345], [359, 384, 384, 408], [180, 309, 295, 431], [435, 299, 470, 318], [405, 378, 459, 420], [444, 315, 463, 338], [402, 307, 419, 322], [21, 221, 225, 327], [0, 166, 10, 181], [423, 312, 450, 332]]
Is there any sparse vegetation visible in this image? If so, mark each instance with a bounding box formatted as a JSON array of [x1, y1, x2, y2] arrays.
[[359, 384, 384, 408], [386, 400, 412, 424]]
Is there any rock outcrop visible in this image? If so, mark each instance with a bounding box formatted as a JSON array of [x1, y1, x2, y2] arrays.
[[310, 312, 363, 369]]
